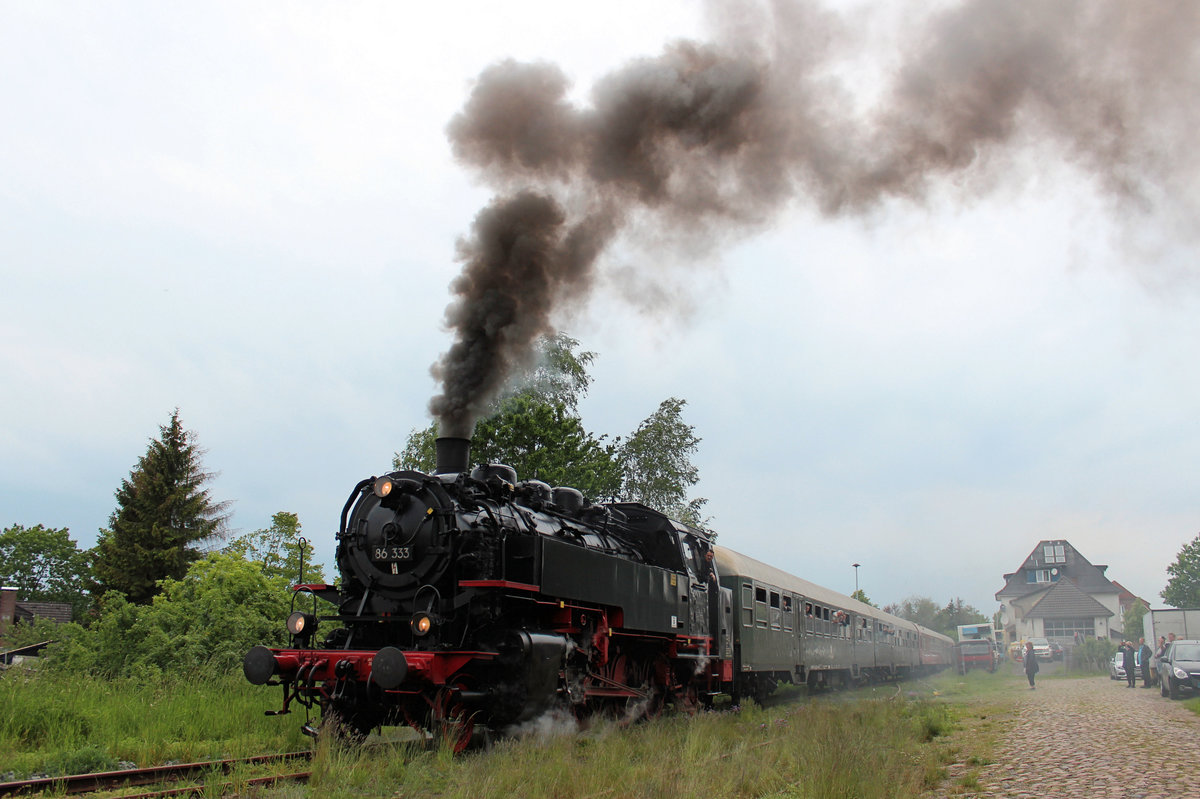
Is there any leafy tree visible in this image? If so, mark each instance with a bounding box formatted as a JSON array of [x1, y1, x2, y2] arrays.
[[398, 397, 622, 499], [850, 589, 875, 607], [1121, 600, 1149, 639], [936, 597, 988, 635], [883, 595, 942, 629], [396, 336, 709, 520], [397, 333, 597, 467], [395, 424, 438, 474], [92, 410, 229, 604], [883, 595, 987, 637], [472, 395, 623, 498], [0, 524, 91, 618], [512, 331, 596, 412], [396, 335, 621, 498], [226, 512, 325, 586], [619, 397, 708, 528], [1162, 532, 1200, 608]]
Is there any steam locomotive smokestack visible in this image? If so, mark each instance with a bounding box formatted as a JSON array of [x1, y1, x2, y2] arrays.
[[434, 436, 472, 475]]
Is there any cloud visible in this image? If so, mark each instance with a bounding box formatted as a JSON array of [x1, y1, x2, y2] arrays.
[[1, 0, 1197, 616]]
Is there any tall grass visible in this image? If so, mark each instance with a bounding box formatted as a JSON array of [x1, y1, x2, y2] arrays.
[[305, 692, 958, 799], [2, 667, 964, 796], [0, 667, 307, 778]]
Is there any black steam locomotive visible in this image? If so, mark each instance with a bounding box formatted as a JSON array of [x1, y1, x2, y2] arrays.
[[244, 437, 951, 747]]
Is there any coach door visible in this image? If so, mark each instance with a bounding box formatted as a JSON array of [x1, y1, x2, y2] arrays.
[[852, 616, 870, 678]]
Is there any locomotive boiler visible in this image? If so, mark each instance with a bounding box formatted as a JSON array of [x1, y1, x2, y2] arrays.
[[244, 436, 953, 748]]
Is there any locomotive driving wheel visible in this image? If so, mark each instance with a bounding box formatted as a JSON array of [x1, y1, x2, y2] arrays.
[[618, 654, 667, 725], [430, 683, 477, 753]]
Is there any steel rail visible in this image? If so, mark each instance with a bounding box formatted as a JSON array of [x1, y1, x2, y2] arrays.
[[110, 771, 311, 799], [0, 751, 311, 797]]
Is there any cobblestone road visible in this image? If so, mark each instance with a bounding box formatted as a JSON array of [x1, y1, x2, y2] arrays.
[[931, 669, 1200, 798]]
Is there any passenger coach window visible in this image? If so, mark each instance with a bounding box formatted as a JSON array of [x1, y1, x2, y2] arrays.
[[755, 586, 768, 628], [782, 596, 793, 632], [769, 591, 781, 630], [741, 583, 754, 628]]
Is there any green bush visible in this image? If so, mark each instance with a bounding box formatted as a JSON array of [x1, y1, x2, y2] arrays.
[[37, 552, 294, 679], [1071, 638, 1117, 672]]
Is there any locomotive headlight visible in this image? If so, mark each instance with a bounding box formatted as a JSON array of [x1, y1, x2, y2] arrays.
[[411, 612, 434, 637], [373, 476, 394, 498], [287, 611, 316, 637]]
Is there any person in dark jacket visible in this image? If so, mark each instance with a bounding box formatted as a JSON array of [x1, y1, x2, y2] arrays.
[[1120, 641, 1137, 688], [1024, 641, 1039, 689], [1139, 638, 1154, 687]]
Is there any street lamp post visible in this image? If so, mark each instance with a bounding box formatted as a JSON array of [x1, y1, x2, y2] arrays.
[[853, 563, 861, 594]]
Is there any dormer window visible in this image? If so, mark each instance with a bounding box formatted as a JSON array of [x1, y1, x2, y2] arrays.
[[1043, 544, 1066, 564], [1026, 568, 1060, 583]]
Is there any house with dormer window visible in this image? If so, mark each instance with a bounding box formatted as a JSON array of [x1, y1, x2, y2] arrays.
[[995, 540, 1122, 644]]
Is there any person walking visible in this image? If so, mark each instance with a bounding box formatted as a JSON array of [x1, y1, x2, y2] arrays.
[[1024, 641, 1039, 689], [1139, 637, 1154, 688], [1120, 641, 1137, 688]]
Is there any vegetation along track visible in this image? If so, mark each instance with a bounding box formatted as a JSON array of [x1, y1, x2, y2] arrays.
[[0, 752, 312, 798]]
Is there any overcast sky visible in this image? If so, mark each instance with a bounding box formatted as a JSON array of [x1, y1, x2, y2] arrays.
[[3, 0, 1197, 617]]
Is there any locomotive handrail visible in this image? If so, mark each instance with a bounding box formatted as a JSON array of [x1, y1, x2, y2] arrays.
[[338, 479, 373, 537]]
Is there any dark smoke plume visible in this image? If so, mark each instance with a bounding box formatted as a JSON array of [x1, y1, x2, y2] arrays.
[[429, 0, 1200, 435]]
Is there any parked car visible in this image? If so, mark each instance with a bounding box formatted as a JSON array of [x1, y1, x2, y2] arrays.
[[1049, 641, 1064, 661], [1028, 637, 1052, 661], [1157, 640, 1200, 699], [1109, 649, 1141, 680]]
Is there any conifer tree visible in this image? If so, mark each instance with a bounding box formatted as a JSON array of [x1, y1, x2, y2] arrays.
[[93, 410, 229, 603]]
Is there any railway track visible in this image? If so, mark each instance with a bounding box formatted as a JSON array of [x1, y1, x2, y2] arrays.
[[0, 752, 312, 798]]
